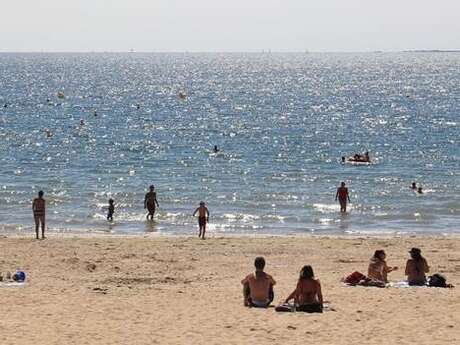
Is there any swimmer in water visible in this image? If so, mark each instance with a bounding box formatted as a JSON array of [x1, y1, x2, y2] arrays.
[[213, 145, 219, 153], [335, 182, 351, 213], [411, 182, 417, 190], [94, 111, 98, 117], [193, 201, 210, 240], [417, 187, 423, 194], [136, 104, 140, 110], [80, 119, 85, 126], [341, 156, 346, 163], [144, 185, 159, 220], [179, 92, 187, 100], [364, 151, 370, 162]]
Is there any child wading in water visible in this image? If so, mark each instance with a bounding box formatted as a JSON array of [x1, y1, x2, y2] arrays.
[[107, 199, 115, 221], [193, 201, 210, 239]]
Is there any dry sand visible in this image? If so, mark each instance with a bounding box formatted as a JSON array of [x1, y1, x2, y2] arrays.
[[1, 234, 459, 345]]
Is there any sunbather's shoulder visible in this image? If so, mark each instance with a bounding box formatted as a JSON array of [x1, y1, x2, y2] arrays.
[[241, 273, 254, 284], [265, 273, 276, 285]]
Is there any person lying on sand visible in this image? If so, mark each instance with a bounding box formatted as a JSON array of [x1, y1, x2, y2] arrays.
[[405, 247, 429, 286], [193, 201, 210, 240], [368, 250, 398, 283], [241, 257, 275, 308], [284, 265, 323, 313]]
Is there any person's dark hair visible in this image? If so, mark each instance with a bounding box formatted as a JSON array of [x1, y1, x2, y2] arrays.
[[149, 185, 154, 190], [373, 250, 385, 260], [38, 190, 44, 197], [410, 248, 423, 261], [409, 248, 425, 274], [109, 198, 114, 203], [300, 265, 314, 280], [254, 257, 265, 270]]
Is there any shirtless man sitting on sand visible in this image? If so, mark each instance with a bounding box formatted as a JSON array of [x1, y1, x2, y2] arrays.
[[241, 257, 276, 308], [144, 185, 159, 220], [32, 191, 46, 239]]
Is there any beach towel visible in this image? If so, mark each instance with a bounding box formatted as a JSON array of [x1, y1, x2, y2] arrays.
[[343, 272, 385, 288], [276, 303, 328, 313], [0, 282, 25, 288]]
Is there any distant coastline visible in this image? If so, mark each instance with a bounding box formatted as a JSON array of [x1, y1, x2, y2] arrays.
[[403, 49, 460, 53]]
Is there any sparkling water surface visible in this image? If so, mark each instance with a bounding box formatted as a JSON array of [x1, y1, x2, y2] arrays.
[[0, 52, 459, 235]]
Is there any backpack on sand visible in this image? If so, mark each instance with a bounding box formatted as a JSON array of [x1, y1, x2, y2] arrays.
[[428, 273, 452, 288]]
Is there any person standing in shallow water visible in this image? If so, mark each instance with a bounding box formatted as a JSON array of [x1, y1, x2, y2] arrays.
[[335, 182, 351, 213], [144, 185, 159, 220], [107, 199, 115, 221], [193, 201, 210, 239], [32, 191, 46, 239]]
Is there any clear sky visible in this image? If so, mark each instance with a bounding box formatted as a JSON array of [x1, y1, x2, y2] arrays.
[[1, 0, 459, 52]]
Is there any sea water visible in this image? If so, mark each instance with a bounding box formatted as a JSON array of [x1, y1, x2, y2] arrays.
[[0, 52, 459, 235]]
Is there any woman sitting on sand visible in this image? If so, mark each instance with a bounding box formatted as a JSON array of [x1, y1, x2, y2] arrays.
[[284, 265, 323, 313], [405, 248, 429, 286], [368, 250, 398, 283]]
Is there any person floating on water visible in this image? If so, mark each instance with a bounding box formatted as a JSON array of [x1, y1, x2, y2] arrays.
[[93, 111, 98, 117], [335, 182, 351, 213], [193, 201, 209, 240], [417, 186, 423, 194], [80, 119, 85, 126], [411, 182, 417, 190], [144, 185, 159, 220], [284, 265, 323, 313], [107, 199, 115, 221], [213, 145, 219, 153], [241, 257, 276, 308], [136, 104, 140, 110], [178, 92, 187, 100], [32, 191, 46, 240], [344, 151, 370, 163]]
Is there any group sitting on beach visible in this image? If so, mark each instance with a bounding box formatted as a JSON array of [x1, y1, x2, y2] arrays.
[[343, 247, 451, 288], [242, 257, 323, 313]]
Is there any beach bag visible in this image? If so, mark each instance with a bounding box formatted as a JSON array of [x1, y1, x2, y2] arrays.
[[344, 271, 366, 285], [428, 274, 448, 288]]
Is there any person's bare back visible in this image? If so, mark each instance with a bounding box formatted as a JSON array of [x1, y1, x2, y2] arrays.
[[241, 257, 276, 307], [293, 279, 322, 305], [242, 272, 276, 303], [193, 202, 210, 239]]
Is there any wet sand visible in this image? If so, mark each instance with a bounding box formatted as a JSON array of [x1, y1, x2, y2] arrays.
[[1, 234, 459, 345]]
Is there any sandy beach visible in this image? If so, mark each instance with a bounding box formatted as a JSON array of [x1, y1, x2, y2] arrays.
[[1, 234, 459, 345]]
